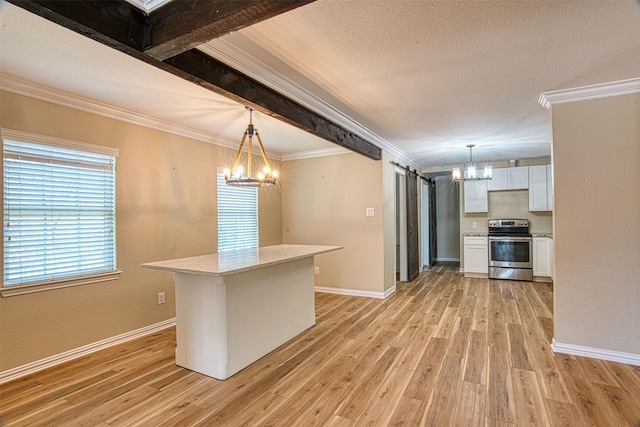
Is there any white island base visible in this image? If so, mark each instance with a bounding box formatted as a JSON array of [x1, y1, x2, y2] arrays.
[[141, 244, 341, 380]]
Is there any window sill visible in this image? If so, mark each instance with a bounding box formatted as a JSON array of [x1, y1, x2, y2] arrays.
[[1, 271, 123, 297]]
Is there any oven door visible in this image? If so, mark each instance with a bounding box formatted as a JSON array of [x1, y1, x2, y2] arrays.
[[488, 236, 532, 268]]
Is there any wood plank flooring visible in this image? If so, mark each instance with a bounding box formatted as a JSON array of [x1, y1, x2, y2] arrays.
[[2, 262, 640, 426]]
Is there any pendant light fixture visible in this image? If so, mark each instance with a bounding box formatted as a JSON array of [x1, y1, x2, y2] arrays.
[[223, 107, 277, 187], [452, 144, 492, 181]]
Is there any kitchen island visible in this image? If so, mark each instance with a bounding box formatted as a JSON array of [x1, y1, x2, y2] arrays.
[[141, 244, 342, 380]]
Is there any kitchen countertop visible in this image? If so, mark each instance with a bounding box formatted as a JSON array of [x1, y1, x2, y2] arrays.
[[463, 232, 552, 238], [141, 244, 342, 276]]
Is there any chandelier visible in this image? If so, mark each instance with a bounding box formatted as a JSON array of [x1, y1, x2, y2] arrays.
[[223, 107, 277, 187], [452, 144, 492, 181]]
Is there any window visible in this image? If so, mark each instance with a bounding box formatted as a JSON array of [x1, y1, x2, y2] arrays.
[[2, 131, 118, 291], [217, 171, 258, 252]]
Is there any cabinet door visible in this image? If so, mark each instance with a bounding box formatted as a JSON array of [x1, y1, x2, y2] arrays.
[[464, 180, 488, 213], [487, 168, 508, 191], [464, 238, 488, 274], [508, 167, 529, 189], [533, 237, 552, 277], [528, 165, 549, 211]]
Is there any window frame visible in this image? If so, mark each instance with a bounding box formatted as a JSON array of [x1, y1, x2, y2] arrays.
[[1, 129, 121, 297]]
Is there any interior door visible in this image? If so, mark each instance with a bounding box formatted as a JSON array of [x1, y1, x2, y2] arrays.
[[429, 178, 437, 266], [406, 171, 419, 281], [396, 172, 408, 282], [421, 177, 437, 267], [421, 181, 430, 268]]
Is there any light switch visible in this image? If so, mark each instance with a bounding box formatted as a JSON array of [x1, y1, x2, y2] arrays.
[[366, 208, 375, 217]]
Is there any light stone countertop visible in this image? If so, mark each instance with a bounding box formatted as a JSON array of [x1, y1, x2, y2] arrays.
[[532, 233, 553, 238], [462, 232, 488, 236], [141, 244, 342, 277]]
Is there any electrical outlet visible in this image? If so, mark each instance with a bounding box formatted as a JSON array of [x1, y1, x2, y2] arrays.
[[158, 292, 165, 304], [315, 266, 320, 275], [366, 207, 375, 217], [473, 222, 478, 229]]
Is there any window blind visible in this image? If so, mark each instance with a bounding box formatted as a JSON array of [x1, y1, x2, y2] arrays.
[[3, 139, 117, 286], [217, 172, 258, 252]]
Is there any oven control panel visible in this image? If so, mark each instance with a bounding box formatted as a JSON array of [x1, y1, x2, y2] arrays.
[[489, 219, 529, 228]]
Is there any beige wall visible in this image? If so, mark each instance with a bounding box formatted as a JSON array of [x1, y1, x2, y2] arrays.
[[281, 152, 386, 293], [435, 177, 460, 260], [459, 190, 553, 235], [0, 91, 282, 370], [551, 93, 639, 356]]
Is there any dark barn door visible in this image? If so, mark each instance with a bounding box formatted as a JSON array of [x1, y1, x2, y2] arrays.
[[429, 178, 437, 266], [406, 171, 420, 281]]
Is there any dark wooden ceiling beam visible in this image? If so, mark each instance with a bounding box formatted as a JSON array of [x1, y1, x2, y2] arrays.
[[9, 0, 149, 56], [6, 0, 382, 161], [145, 0, 316, 61], [163, 50, 382, 160]]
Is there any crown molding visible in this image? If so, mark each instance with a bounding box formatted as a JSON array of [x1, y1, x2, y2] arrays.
[[199, 41, 422, 171], [539, 77, 640, 109], [123, 0, 171, 13], [0, 74, 284, 160], [281, 146, 350, 161]]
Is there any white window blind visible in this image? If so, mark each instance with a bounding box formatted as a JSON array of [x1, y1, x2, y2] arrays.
[[217, 172, 258, 252], [3, 138, 117, 287]]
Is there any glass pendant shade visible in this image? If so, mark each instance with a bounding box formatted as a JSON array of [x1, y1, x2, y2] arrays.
[[452, 144, 492, 181]]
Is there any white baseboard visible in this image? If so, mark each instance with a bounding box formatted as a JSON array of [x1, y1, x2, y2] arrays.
[[0, 318, 176, 385], [552, 339, 640, 366], [315, 285, 395, 300]]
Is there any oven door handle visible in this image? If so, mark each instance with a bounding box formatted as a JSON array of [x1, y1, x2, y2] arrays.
[[488, 236, 532, 243]]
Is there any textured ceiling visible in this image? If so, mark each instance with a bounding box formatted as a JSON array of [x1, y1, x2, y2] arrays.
[[2, 0, 640, 170]]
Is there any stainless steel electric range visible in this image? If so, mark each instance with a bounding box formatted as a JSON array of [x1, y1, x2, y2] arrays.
[[488, 219, 533, 281]]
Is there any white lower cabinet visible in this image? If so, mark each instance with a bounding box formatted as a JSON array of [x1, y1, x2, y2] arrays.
[[533, 237, 553, 278], [463, 236, 488, 276]]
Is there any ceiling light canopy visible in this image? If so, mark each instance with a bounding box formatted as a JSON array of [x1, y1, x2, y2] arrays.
[[452, 144, 492, 181], [224, 107, 277, 187]]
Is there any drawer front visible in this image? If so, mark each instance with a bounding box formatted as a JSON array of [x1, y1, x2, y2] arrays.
[[464, 236, 487, 246]]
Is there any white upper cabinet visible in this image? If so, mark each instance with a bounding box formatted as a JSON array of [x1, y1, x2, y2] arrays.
[[464, 180, 488, 213], [487, 168, 508, 191], [508, 167, 529, 189], [487, 167, 529, 191], [529, 165, 553, 211]]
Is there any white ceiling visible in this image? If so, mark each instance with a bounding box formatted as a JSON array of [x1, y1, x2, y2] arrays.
[[2, 0, 640, 170]]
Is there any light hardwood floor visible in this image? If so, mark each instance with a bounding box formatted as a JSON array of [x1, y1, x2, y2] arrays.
[[2, 262, 639, 426]]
